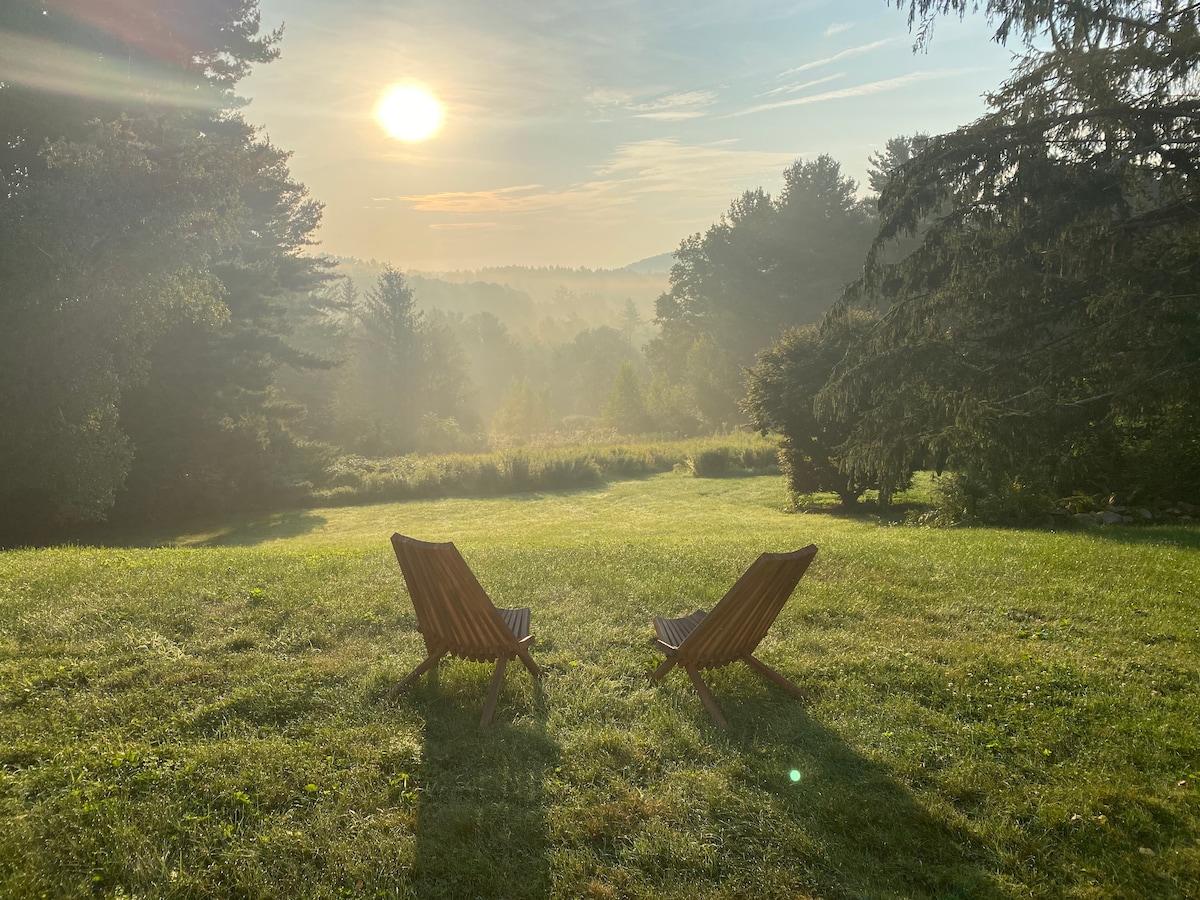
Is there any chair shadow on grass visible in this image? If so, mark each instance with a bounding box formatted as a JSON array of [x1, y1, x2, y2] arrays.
[[698, 678, 1005, 900], [406, 670, 558, 900], [187, 511, 330, 547]]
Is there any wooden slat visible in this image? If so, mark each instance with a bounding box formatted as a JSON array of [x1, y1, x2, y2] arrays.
[[497, 606, 531, 641], [653, 609, 706, 650]]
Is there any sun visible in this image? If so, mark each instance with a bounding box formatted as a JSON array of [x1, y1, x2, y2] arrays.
[[376, 85, 443, 142]]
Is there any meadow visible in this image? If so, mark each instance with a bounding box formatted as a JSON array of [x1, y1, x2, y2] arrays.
[[1, 471, 1198, 899]]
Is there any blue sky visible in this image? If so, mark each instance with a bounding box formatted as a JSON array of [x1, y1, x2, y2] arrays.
[[243, 0, 1017, 270]]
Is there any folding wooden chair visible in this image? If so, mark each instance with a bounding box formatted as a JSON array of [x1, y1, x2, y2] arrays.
[[650, 544, 818, 726], [388, 533, 541, 724]]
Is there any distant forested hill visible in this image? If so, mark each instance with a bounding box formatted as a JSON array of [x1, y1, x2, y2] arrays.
[[329, 257, 668, 338], [624, 252, 674, 273]]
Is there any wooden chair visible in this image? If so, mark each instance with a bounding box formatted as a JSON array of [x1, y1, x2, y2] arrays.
[[387, 533, 541, 725], [650, 544, 818, 726]]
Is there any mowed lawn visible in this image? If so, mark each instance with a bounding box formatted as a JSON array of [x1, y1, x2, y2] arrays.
[[1, 473, 1198, 899]]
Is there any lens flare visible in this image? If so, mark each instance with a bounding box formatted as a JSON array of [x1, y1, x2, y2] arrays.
[[789, 769, 802, 783]]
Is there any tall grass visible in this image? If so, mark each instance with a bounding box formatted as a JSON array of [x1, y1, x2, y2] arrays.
[[313, 433, 779, 506], [2, 474, 1198, 899]]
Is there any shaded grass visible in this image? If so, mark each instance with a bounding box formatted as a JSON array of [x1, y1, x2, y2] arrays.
[[1, 473, 1198, 898]]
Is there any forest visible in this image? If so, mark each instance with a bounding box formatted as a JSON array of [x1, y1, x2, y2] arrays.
[[1, 0, 1197, 545]]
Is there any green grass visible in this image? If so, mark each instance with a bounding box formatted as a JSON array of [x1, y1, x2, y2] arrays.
[[2, 472, 1199, 899]]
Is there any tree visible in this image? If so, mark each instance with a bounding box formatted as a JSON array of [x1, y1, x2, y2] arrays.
[[338, 267, 473, 454], [744, 311, 886, 504], [114, 134, 332, 522], [866, 133, 932, 194], [352, 266, 424, 444], [420, 318, 474, 434], [619, 298, 642, 353], [0, 0, 327, 539], [603, 361, 650, 434], [274, 276, 358, 444], [442, 311, 526, 425], [550, 326, 631, 418], [819, 0, 1200, 514], [491, 377, 555, 445], [647, 155, 876, 430]]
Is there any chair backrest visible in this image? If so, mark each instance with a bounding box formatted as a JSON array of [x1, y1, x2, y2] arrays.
[[390, 533, 519, 662], [679, 544, 818, 668]]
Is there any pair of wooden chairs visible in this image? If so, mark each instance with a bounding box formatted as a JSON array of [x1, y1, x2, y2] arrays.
[[387, 532, 818, 726]]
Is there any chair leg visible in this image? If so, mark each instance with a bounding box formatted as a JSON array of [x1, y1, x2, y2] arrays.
[[516, 646, 542, 678], [386, 651, 446, 700], [649, 657, 676, 684], [685, 665, 728, 727], [745, 655, 810, 701], [480, 656, 509, 726]]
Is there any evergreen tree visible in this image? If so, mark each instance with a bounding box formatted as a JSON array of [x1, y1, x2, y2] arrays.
[[340, 268, 474, 454], [603, 361, 650, 434], [821, 0, 1200, 513], [0, 0, 328, 539]]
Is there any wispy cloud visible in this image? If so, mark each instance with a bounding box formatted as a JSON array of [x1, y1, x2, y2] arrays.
[[781, 37, 901, 76], [586, 88, 719, 121], [823, 22, 854, 37], [584, 87, 633, 108], [629, 90, 719, 120], [401, 184, 549, 213], [594, 139, 797, 196], [763, 74, 844, 97], [734, 70, 958, 117], [397, 139, 799, 220], [429, 221, 502, 230]]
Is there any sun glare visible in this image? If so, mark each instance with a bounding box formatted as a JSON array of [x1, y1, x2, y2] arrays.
[[376, 85, 442, 142]]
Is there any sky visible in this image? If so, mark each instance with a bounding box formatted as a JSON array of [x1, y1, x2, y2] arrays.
[[241, 0, 1018, 271]]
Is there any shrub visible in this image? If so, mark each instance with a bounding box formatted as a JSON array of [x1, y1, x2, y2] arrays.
[[686, 447, 737, 477]]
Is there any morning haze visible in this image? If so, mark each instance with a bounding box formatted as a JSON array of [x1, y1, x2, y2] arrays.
[[2, 2, 1198, 898]]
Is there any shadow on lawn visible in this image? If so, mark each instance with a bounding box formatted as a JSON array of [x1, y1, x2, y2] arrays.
[[407, 674, 558, 900], [1072, 524, 1200, 549], [711, 699, 1005, 900], [179, 510, 329, 547]]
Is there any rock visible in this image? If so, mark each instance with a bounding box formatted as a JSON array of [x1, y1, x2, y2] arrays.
[[1178, 501, 1196, 516], [1135, 507, 1154, 521], [1073, 513, 1099, 527], [1097, 510, 1124, 525]]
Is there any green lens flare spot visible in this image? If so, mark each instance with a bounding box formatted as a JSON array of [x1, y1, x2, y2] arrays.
[[789, 769, 802, 783]]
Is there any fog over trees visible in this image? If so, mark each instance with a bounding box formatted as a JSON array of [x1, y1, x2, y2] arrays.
[[1, 0, 1196, 543]]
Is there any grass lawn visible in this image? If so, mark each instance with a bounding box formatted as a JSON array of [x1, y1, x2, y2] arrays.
[[2, 472, 1198, 899]]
